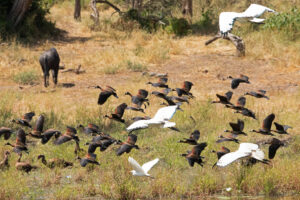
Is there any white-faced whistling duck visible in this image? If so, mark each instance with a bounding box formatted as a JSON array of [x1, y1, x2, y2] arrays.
[[0, 127, 13, 140], [181, 143, 207, 167], [151, 91, 177, 106], [15, 153, 38, 173], [244, 90, 269, 100], [234, 107, 257, 120], [228, 74, 250, 89], [104, 103, 127, 123], [251, 113, 275, 135], [78, 123, 101, 135], [125, 89, 149, 109], [224, 119, 247, 136], [41, 129, 61, 144], [178, 130, 200, 145], [268, 138, 285, 159], [5, 129, 28, 154], [126, 105, 180, 133], [173, 81, 194, 98], [29, 115, 44, 138], [0, 151, 10, 170], [128, 157, 159, 178], [212, 146, 230, 168], [216, 143, 268, 167], [86, 134, 119, 152], [11, 112, 35, 128], [94, 85, 118, 105], [216, 134, 239, 144], [77, 142, 100, 167], [37, 155, 73, 168], [272, 122, 292, 134], [226, 96, 246, 111], [54, 126, 78, 145], [147, 77, 169, 88], [116, 134, 139, 156], [212, 91, 233, 105]]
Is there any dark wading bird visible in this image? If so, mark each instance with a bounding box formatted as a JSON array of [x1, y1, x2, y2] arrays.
[[0, 151, 10, 170], [173, 81, 194, 98], [0, 127, 14, 140], [5, 129, 28, 154], [228, 74, 250, 89], [251, 113, 275, 135], [116, 134, 139, 156], [212, 146, 230, 168], [245, 90, 269, 100], [15, 153, 38, 173], [272, 122, 292, 134], [181, 143, 207, 167], [234, 107, 256, 120], [147, 77, 169, 88], [151, 91, 178, 106], [224, 119, 247, 136], [216, 134, 239, 144], [78, 123, 101, 135], [11, 112, 35, 128], [104, 103, 127, 123], [178, 130, 200, 145], [39, 48, 60, 87], [29, 115, 45, 138], [37, 155, 73, 168], [226, 96, 246, 111], [77, 142, 100, 167], [212, 91, 233, 105], [92, 85, 118, 105]]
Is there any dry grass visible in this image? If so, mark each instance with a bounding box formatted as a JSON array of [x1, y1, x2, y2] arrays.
[[0, 1, 299, 199]]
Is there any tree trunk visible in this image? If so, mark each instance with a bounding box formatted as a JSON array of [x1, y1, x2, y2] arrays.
[[74, 0, 81, 21], [182, 0, 193, 17], [90, 0, 99, 24], [8, 0, 33, 28], [205, 32, 245, 57]]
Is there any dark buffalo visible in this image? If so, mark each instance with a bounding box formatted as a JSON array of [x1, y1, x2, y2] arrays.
[[39, 48, 60, 87]]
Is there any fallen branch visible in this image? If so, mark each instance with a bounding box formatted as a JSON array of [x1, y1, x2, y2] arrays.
[[95, 0, 122, 14]]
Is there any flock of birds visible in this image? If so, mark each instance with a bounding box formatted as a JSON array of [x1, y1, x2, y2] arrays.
[[0, 72, 294, 178]]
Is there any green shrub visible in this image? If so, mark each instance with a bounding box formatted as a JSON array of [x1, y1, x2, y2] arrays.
[[166, 17, 190, 36], [126, 60, 147, 72], [263, 8, 300, 40], [13, 70, 39, 85], [191, 10, 215, 34]]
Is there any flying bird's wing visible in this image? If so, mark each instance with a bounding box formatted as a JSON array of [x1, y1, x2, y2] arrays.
[[126, 120, 149, 132], [152, 105, 178, 122], [242, 4, 276, 18], [219, 12, 242, 34], [142, 158, 159, 173], [216, 150, 249, 167], [128, 157, 144, 174]]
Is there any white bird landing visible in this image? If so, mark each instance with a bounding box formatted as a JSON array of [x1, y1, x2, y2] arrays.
[[126, 105, 179, 132], [219, 4, 276, 36], [128, 157, 159, 178], [216, 143, 265, 167]]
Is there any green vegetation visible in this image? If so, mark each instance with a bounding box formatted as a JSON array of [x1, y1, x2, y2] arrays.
[[12, 70, 39, 85]]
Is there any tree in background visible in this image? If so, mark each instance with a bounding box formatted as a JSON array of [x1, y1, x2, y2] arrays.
[[8, 0, 33, 28], [74, 0, 81, 20]]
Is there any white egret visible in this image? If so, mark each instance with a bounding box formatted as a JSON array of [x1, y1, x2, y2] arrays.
[[128, 157, 159, 178], [216, 143, 266, 167], [126, 105, 179, 132]]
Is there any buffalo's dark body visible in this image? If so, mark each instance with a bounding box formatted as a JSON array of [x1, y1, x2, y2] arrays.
[[39, 48, 60, 87]]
